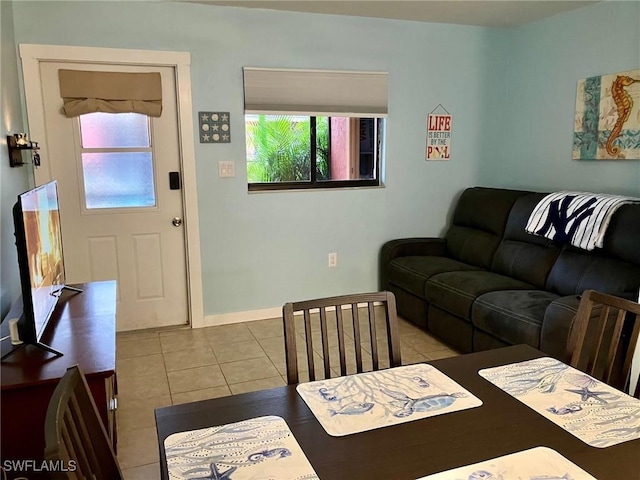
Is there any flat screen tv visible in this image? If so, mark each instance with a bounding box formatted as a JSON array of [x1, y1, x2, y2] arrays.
[[6, 181, 79, 358]]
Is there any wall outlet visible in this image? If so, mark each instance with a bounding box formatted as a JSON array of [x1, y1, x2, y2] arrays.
[[328, 252, 337, 268], [218, 161, 235, 178]]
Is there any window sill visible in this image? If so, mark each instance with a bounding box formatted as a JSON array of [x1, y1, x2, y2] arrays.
[[247, 180, 385, 193]]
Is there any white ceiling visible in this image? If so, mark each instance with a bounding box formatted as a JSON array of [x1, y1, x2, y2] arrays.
[[188, 0, 599, 28]]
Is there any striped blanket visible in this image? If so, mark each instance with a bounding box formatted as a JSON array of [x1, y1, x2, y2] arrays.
[[525, 191, 639, 251]]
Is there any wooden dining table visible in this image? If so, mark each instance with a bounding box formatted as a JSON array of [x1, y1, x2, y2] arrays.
[[155, 344, 640, 479]]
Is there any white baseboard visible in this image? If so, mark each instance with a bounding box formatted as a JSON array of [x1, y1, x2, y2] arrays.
[[201, 306, 282, 327], [199, 302, 385, 328]]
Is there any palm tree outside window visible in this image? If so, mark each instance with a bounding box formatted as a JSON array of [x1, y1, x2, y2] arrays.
[[245, 114, 383, 191]]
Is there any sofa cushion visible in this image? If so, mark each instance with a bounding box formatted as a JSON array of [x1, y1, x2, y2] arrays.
[[445, 187, 528, 269], [445, 226, 502, 271], [605, 204, 640, 265], [545, 202, 640, 300], [492, 194, 561, 288], [425, 271, 534, 320], [472, 290, 559, 348], [546, 248, 640, 299], [387, 256, 482, 298]]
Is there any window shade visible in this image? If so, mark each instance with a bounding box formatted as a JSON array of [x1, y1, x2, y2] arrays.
[[243, 67, 388, 117], [58, 70, 162, 117]]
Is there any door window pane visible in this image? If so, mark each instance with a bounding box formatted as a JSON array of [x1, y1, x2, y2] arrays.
[[81, 152, 155, 209], [80, 112, 150, 148]]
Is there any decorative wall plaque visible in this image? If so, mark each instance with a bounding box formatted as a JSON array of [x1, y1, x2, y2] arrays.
[[573, 69, 640, 160], [199, 111, 230, 143]]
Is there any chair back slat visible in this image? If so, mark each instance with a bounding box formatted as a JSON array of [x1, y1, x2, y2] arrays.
[[303, 309, 315, 381], [352, 303, 363, 373], [335, 306, 347, 376], [622, 317, 640, 399], [73, 393, 104, 476], [327, 308, 347, 378], [386, 292, 402, 368], [283, 291, 402, 384], [586, 306, 609, 377], [569, 290, 640, 396], [604, 309, 627, 384], [319, 307, 331, 379], [60, 425, 78, 476], [368, 301, 379, 371], [44, 365, 123, 480], [283, 303, 299, 385], [65, 403, 92, 476], [62, 425, 86, 480]]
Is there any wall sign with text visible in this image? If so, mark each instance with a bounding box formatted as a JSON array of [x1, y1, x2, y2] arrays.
[[426, 108, 452, 161]]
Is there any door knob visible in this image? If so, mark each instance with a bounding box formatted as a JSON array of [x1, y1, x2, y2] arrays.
[[172, 217, 183, 227]]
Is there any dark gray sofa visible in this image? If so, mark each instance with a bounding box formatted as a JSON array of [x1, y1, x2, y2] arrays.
[[380, 187, 640, 361]]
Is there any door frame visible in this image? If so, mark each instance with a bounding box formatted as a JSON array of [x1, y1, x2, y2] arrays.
[[20, 44, 204, 328]]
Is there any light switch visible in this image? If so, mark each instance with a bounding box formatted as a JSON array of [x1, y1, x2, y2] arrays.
[[218, 161, 235, 178]]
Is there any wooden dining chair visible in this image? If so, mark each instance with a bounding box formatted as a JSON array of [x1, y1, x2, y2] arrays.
[[283, 291, 402, 385], [568, 290, 640, 398], [44, 365, 123, 480]]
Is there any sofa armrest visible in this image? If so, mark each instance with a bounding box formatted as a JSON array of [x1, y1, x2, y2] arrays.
[[380, 238, 446, 289], [539, 295, 580, 362]]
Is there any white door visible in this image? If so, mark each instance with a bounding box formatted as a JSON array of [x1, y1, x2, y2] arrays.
[[36, 62, 188, 331]]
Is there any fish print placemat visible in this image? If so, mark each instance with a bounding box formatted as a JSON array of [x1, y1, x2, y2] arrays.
[[479, 357, 640, 448], [164, 415, 319, 479], [416, 446, 596, 479], [296, 363, 482, 437]]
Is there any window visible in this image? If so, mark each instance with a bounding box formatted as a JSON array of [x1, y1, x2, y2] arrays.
[[246, 115, 384, 189], [243, 68, 387, 191], [78, 112, 156, 209]]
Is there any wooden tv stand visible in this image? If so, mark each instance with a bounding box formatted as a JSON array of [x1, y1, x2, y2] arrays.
[[0, 281, 117, 474]]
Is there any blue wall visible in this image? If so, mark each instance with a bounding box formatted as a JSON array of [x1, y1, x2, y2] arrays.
[[1, 1, 29, 317], [4, 1, 638, 320], [480, 1, 640, 195], [11, 1, 504, 317]]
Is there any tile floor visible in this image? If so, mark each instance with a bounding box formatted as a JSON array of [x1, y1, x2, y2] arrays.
[[115, 315, 459, 479]]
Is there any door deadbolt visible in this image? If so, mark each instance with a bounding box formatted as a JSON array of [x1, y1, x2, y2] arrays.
[[172, 217, 183, 227]]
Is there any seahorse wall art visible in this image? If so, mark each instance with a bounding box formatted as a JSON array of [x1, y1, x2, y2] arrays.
[[572, 69, 640, 160]]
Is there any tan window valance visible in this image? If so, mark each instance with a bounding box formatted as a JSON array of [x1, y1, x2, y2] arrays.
[[58, 70, 162, 117], [243, 67, 388, 117]]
